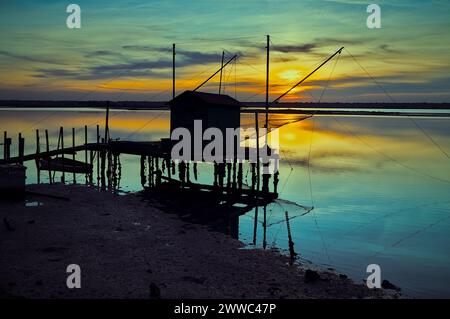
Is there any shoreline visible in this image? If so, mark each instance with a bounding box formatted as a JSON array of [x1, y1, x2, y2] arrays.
[[0, 184, 397, 299]]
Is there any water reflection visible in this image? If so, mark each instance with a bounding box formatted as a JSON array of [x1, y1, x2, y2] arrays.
[[1, 108, 450, 297]]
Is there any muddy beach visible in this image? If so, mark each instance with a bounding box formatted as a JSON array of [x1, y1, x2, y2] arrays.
[[0, 184, 392, 299]]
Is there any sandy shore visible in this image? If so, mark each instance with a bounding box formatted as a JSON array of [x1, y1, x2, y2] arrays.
[[0, 184, 391, 299]]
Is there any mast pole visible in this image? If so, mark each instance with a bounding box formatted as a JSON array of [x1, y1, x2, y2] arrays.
[[193, 55, 237, 92], [273, 47, 344, 103], [172, 43, 176, 100], [265, 35, 270, 132], [219, 50, 225, 94]]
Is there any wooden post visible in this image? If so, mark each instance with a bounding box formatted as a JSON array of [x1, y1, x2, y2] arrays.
[[273, 171, 279, 196], [100, 138, 106, 190], [45, 129, 51, 184], [6, 138, 11, 159], [60, 127, 65, 183], [219, 50, 225, 94], [35, 129, 40, 184], [263, 205, 267, 249], [167, 158, 171, 180], [72, 127, 76, 184], [172, 43, 176, 100], [107, 141, 112, 191], [255, 112, 260, 192], [265, 34, 270, 133], [104, 101, 110, 142], [252, 206, 258, 246], [113, 153, 118, 191], [140, 155, 146, 188], [89, 149, 94, 184], [84, 125, 88, 184], [232, 160, 237, 189], [96, 125, 100, 187], [3, 131, 6, 160], [238, 162, 243, 190], [18, 133, 24, 165]]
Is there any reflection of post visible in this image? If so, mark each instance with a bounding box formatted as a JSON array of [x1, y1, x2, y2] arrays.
[[35, 129, 40, 184], [251, 163, 256, 192], [45, 130, 51, 184], [107, 142, 112, 191], [255, 112, 260, 192], [72, 128, 76, 184], [285, 211, 297, 261], [89, 149, 93, 184], [252, 206, 259, 245], [113, 153, 118, 192], [60, 127, 65, 184], [18, 133, 24, 165], [140, 155, 146, 188], [263, 205, 267, 249], [273, 171, 279, 195], [100, 138, 106, 190], [4, 131, 11, 160], [96, 125, 100, 187], [237, 162, 243, 190], [84, 125, 88, 184], [232, 160, 237, 189], [167, 158, 171, 180], [226, 162, 231, 190], [3, 131, 6, 160]]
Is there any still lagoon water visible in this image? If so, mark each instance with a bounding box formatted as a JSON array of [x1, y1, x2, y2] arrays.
[[1, 108, 449, 298]]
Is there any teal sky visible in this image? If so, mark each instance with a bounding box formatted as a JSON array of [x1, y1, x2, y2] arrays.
[[0, 0, 449, 102]]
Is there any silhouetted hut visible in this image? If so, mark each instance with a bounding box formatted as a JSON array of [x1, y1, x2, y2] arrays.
[[167, 90, 242, 160], [169, 90, 241, 133]]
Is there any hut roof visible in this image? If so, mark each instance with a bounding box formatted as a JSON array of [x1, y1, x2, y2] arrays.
[[168, 90, 242, 108]]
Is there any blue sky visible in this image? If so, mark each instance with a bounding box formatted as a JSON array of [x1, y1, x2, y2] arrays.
[[0, 0, 449, 102]]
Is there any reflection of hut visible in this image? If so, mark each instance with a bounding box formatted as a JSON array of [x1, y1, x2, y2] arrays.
[[167, 90, 242, 160]]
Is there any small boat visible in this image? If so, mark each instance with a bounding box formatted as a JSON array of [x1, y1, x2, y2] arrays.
[[39, 157, 92, 174]]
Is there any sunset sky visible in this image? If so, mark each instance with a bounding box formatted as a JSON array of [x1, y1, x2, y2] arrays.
[[0, 0, 449, 102]]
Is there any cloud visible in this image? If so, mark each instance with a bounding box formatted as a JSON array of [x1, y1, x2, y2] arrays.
[[0, 50, 62, 65]]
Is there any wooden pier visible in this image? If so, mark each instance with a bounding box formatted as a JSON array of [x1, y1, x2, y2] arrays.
[[1, 127, 280, 205]]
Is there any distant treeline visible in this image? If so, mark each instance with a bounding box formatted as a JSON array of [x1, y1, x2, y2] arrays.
[[1, 100, 450, 109]]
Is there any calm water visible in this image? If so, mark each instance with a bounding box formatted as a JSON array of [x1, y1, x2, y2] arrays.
[[1, 108, 450, 298]]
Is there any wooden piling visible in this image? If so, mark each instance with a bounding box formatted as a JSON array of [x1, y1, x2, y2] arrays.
[[273, 171, 279, 195], [45, 129, 51, 184], [100, 138, 106, 190], [96, 125, 100, 187], [252, 205, 258, 246], [255, 111, 260, 192], [89, 149, 94, 185], [18, 133, 24, 165], [232, 160, 237, 189], [140, 155, 146, 187], [35, 129, 40, 184], [72, 127, 76, 184], [3, 131, 7, 160], [60, 127, 65, 183], [263, 205, 267, 249], [238, 162, 243, 190], [85, 125, 88, 184], [4, 132, 11, 160]]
